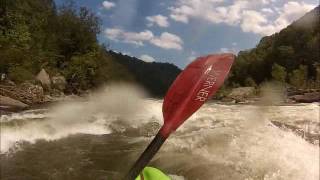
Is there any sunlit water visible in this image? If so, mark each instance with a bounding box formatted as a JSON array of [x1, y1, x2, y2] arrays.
[[0, 91, 319, 180]]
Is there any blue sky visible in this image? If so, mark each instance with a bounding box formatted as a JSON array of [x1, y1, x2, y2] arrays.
[[55, 0, 318, 68]]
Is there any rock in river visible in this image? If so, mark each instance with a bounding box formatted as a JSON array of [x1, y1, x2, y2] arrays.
[[0, 95, 29, 109], [36, 68, 51, 89], [290, 92, 320, 103], [228, 87, 256, 102]]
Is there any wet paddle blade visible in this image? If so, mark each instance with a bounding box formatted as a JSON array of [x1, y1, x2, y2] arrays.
[[160, 53, 235, 137], [124, 53, 234, 179]]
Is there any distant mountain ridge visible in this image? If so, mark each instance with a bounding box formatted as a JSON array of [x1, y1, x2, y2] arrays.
[[107, 50, 181, 96]]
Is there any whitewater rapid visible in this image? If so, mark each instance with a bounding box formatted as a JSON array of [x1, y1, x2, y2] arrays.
[[0, 86, 319, 179]]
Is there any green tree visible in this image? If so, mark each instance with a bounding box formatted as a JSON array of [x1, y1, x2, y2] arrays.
[[54, 3, 100, 62], [228, 6, 319, 87], [271, 63, 287, 83], [290, 65, 308, 88]]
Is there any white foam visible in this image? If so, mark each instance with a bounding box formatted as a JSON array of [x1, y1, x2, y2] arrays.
[[162, 103, 319, 180], [0, 87, 319, 179], [0, 112, 47, 122], [0, 84, 149, 152]]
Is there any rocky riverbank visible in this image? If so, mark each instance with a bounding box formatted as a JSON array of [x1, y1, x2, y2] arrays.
[[0, 69, 82, 112], [1, 69, 319, 112], [220, 86, 320, 104]]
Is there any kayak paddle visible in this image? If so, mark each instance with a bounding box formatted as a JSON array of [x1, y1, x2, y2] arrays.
[[124, 53, 235, 180]]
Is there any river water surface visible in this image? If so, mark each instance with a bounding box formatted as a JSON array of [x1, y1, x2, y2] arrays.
[[0, 87, 319, 180]]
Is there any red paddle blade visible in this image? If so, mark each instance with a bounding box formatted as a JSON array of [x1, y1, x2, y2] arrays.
[[160, 53, 235, 137]]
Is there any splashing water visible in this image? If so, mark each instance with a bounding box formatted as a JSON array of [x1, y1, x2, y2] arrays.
[[0, 84, 149, 152], [0, 84, 319, 180]]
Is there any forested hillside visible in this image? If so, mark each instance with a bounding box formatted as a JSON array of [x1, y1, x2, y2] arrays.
[[108, 51, 180, 96], [229, 6, 320, 88], [0, 0, 180, 96]]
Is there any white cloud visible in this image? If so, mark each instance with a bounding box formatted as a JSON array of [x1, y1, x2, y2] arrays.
[[241, 10, 276, 35], [261, 8, 274, 14], [150, 32, 183, 50], [146, 15, 170, 27], [261, 0, 277, 4], [187, 51, 197, 62], [170, 13, 189, 23], [169, 0, 248, 25], [123, 52, 132, 56], [169, 0, 316, 35], [220, 48, 229, 53], [241, 2, 316, 35], [140, 54, 155, 62], [187, 56, 196, 62], [169, 5, 193, 23], [104, 28, 153, 46], [273, 1, 316, 30], [104, 28, 122, 41], [104, 28, 183, 50], [220, 47, 239, 54], [102, 1, 116, 9]]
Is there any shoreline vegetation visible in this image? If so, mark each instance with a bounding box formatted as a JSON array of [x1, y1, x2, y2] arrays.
[[0, 1, 319, 111]]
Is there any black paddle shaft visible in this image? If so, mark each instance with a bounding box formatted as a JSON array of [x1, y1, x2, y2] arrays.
[[124, 132, 167, 180]]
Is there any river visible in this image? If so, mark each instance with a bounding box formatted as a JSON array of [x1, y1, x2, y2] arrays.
[[0, 86, 319, 180]]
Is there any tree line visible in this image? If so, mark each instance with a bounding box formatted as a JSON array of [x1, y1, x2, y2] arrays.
[[228, 6, 319, 89]]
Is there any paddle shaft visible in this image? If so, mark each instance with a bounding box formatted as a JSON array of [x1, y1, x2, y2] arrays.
[[124, 132, 167, 180]]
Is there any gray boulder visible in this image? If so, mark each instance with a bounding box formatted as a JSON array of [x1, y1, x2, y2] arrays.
[[36, 69, 51, 89], [0, 95, 29, 109], [228, 87, 256, 102], [290, 92, 320, 103]]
